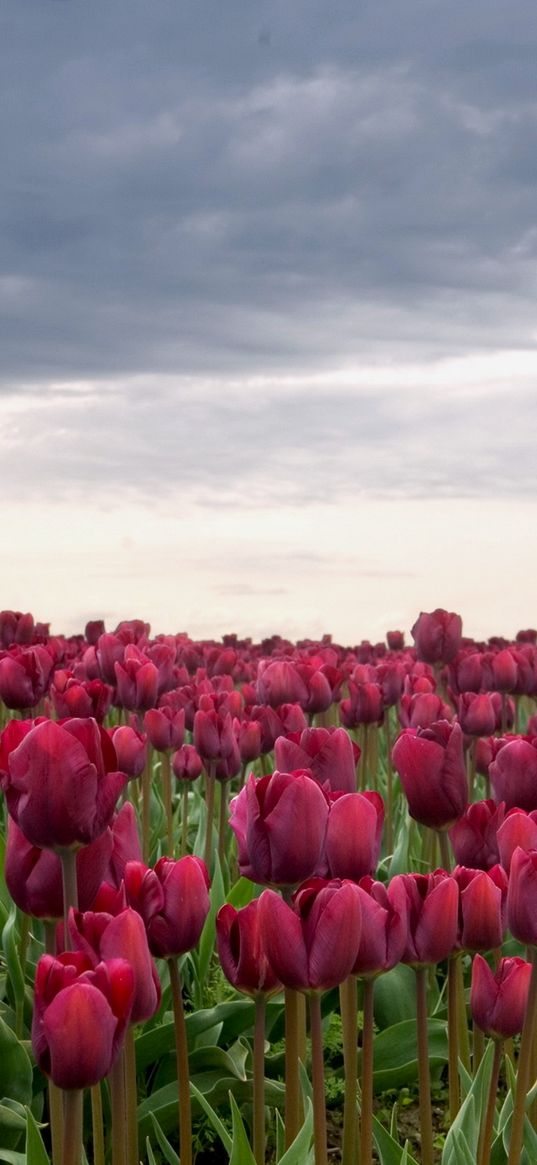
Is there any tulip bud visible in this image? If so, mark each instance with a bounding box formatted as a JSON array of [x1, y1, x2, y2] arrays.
[[229, 770, 329, 887], [411, 609, 463, 665], [258, 878, 362, 991], [391, 721, 468, 831], [394, 871, 459, 966], [216, 900, 282, 996], [470, 954, 531, 1040]]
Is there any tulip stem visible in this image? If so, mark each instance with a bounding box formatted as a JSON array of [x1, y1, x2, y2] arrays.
[[415, 967, 434, 1165], [456, 955, 471, 1072], [168, 956, 193, 1165], [508, 946, 537, 1164], [124, 1028, 139, 1165], [91, 1084, 105, 1165], [360, 978, 375, 1165], [284, 987, 302, 1148], [309, 992, 328, 1165], [339, 976, 358, 1165], [218, 780, 228, 867], [59, 848, 79, 941], [61, 1089, 83, 1165], [203, 763, 216, 872], [253, 994, 266, 1165], [181, 783, 189, 856], [142, 747, 153, 863], [438, 830, 452, 872], [360, 725, 369, 791], [48, 1082, 64, 1165], [447, 955, 461, 1122], [383, 714, 394, 852], [161, 751, 174, 856], [477, 1040, 502, 1165], [473, 1022, 485, 1073], [109, 1051, 128, 1165]]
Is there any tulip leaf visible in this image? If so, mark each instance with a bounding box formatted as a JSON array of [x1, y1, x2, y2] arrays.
[[226, 877, 257, 909], [0, 1018, 33, 1108], [148, 1113, 180, 1165], [359, 1018, 447, 1092], [442, 1042, 495, 1164], [144, 1139, 159, 1165], [1, 910, 25, 1017], [442, 1127, 476, 1165], [275, 1109, 285, 1162], [387, 809, 411, 877], [25, 1109, 50, 1165], [374, 965, 417, 1027], [277, 1099, 314, 1165], [138, 1077, 285, 1141], [371, 1115, 419, 1165], [135, 1000, 260, 1070], [189, 1082, 232, 1154], [229, 1092, 257, 1165], [196, 855, 226, 994], [0, 1153, 25, 1164]]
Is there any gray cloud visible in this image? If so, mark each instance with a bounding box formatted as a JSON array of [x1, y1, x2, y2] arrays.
[[2, 1, 537, 384]]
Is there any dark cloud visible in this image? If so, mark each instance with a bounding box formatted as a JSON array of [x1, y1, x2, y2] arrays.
[[1, 1, 537, 383]]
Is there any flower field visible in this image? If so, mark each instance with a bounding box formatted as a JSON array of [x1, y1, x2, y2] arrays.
[[2, 607, 537, 1164]]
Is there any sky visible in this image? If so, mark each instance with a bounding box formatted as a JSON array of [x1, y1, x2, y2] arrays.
[[1, 0, 536, 645]]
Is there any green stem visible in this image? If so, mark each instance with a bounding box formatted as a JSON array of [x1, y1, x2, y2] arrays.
[[124, 1027, 139, 1165], [91, 1084, 105, 1165], [48, 1082, 64, 1165], [253, 994, 266, 1165], [339, 976, 358, 1165], [59, 848, 79, 941], [508, 947, 537, 1164], [384, 712, 394, 852], [161, 751, 174, 855], [168, 957, 192, 1165], [61, 1089, 83, 1165], [284, 987, 302, 1148], [468, 738, 477, 801], [477, 1040, 502, 1165], [360, 725, 369, 791], [309, 992, 328, 1165], [109, 1050, 128, 1165], [447, 955, 460, 1122], [181, 782, 189, 856], [218, 779, 228, 867], [438, 830, 452, 872], [142, 746, 153, 864], [456, 955, 471, 1072], [203, 763, 216, 872], [415, 967, 434, 1165], [360, 978, 375, 1165], [473, 1022, 485, 1073]]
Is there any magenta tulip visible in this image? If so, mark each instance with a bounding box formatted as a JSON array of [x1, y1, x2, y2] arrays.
[[453, 865, 508, 951], [391, 720, 467, 830], [352, 876, 409, 977], [274, 727, 359, 794], [394, 872, 459, 965], [324, 791, 384, 880], [258, 878, 362, 991], [229, 769, 329, 887], [216, 900, 282, 996], [470, 954, 531, 1040], [448, 800, 504, 870], [489, 738, 537, 811], [411, 609, 463, 665], [506, 847, 537, 946]]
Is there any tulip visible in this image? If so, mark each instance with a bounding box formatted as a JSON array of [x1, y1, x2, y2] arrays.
[[399, 692, 452, 730], [32, 951, 134, 1088], [448, 800, 504, 870], [109, 724, 147, 779], [339, 681, 384, 728], [234, 717, 263, 764], [5, 817, 113, 919], [0, 610, 35, 648], [352, 876, 408, 977], [386, 630, 405, 651], [144, 706, 185, 753], [85, 619, 106, 646], [258, 878, 362, 992], [229, 769, 329, 886], [1, 718, 129, 851], [470, 954, 531, 1041], [50, 675, 113, 722], [395, 871, 459, 966], [172, 743, 203, 781], [506, 847, 537, 946], [391, 720, 468, 831], [114, 645, 159, 712], [249, 703, 308, 753], [140, 856, 210, 959], [256, 659, 309, 708], [497, 808, 537, 872], [411, 608, 463, 665], [0, 645, 53, 710], [68, 906, 161, 1024], [457, 693, 498, 737], [489, 738, 537, 811], [324, 791, 384, 880], [490, 649, 518, 693], [453, 865, 508, 951], [216, 900, 282, 996], [274, 727, 359, 794]]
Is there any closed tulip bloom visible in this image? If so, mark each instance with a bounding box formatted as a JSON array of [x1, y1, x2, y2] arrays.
[[490, 649, 518, 693], [5, 817, 113, 919], [32, 951, 134, 1089], [490, 738, 537, 811], [85, 620, 106, 646], [143, 706, 185, 753], [258, 878, 362, 991], [352, 877, 409, 977], [324, 791, 384, 880], [68, 906, 161, 1024], [399, 693, 452, 730], [216, 900, 282, 996], [172, 744, 203, 782], [275, 726, 359, 794], [1, 718, 129, 851], [193, 708, 237, 763], [411, 609, 463, 665], [0, 610, 35, 649], [395, 872, 459, 966], [497, 809, 537, 872], [229, 770, 329, 887], [0, 646, 53, 710], [457, 693, 498, 737], [234, 717, 263, 764], [453, 865, 508, 951], [507, 847, 537, 946], [249, 704, 308, 754], [391, 721, 468, 831], [95, 633, 126, 684], [114, 646, 159, 712], [339, 681, 384, 728], [256, 659, 309, 708], [109, 725, 147, 779], [470, 954, 531, 1040], [448, 800, 504, 870], [51, 676, 113, 722], [144, 856, 210, 958], [387, 631, 405, 651]]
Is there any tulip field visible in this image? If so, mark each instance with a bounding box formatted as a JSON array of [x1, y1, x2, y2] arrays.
[[3, 610, 537, 1165]]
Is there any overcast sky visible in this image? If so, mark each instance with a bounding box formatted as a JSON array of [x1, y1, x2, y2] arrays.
[[2, 1, 536, 644]]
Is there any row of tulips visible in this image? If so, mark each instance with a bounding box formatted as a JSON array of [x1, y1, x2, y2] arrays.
[[2, 607, 537, 1165]]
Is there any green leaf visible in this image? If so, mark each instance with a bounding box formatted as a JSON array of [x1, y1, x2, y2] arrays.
[[229, 1092, 257, 1165], [372, 1115, 419, 1165], [189, 1082, 232, 1154], [275, 1109, 285, 1162], [0, 1018, 33, 1107], [25, 1108, 50, 1165], [1, 911, 25, 1016], [149, 1113, 180, 1165], [374, 966, 417, 1028], [360, 1018, 447, 1092], [277, 1099, 314, 1165], [442, 1042, 495, 1164], [444, 1127, 476, 1165], [0, 1152, 25, 1164], [387, 808, 411, 877], [226, 878, 257, 909], [135, 1000, 258, 1071], [197, 854, 226, 990], [145, 1138, 159, 1165]]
